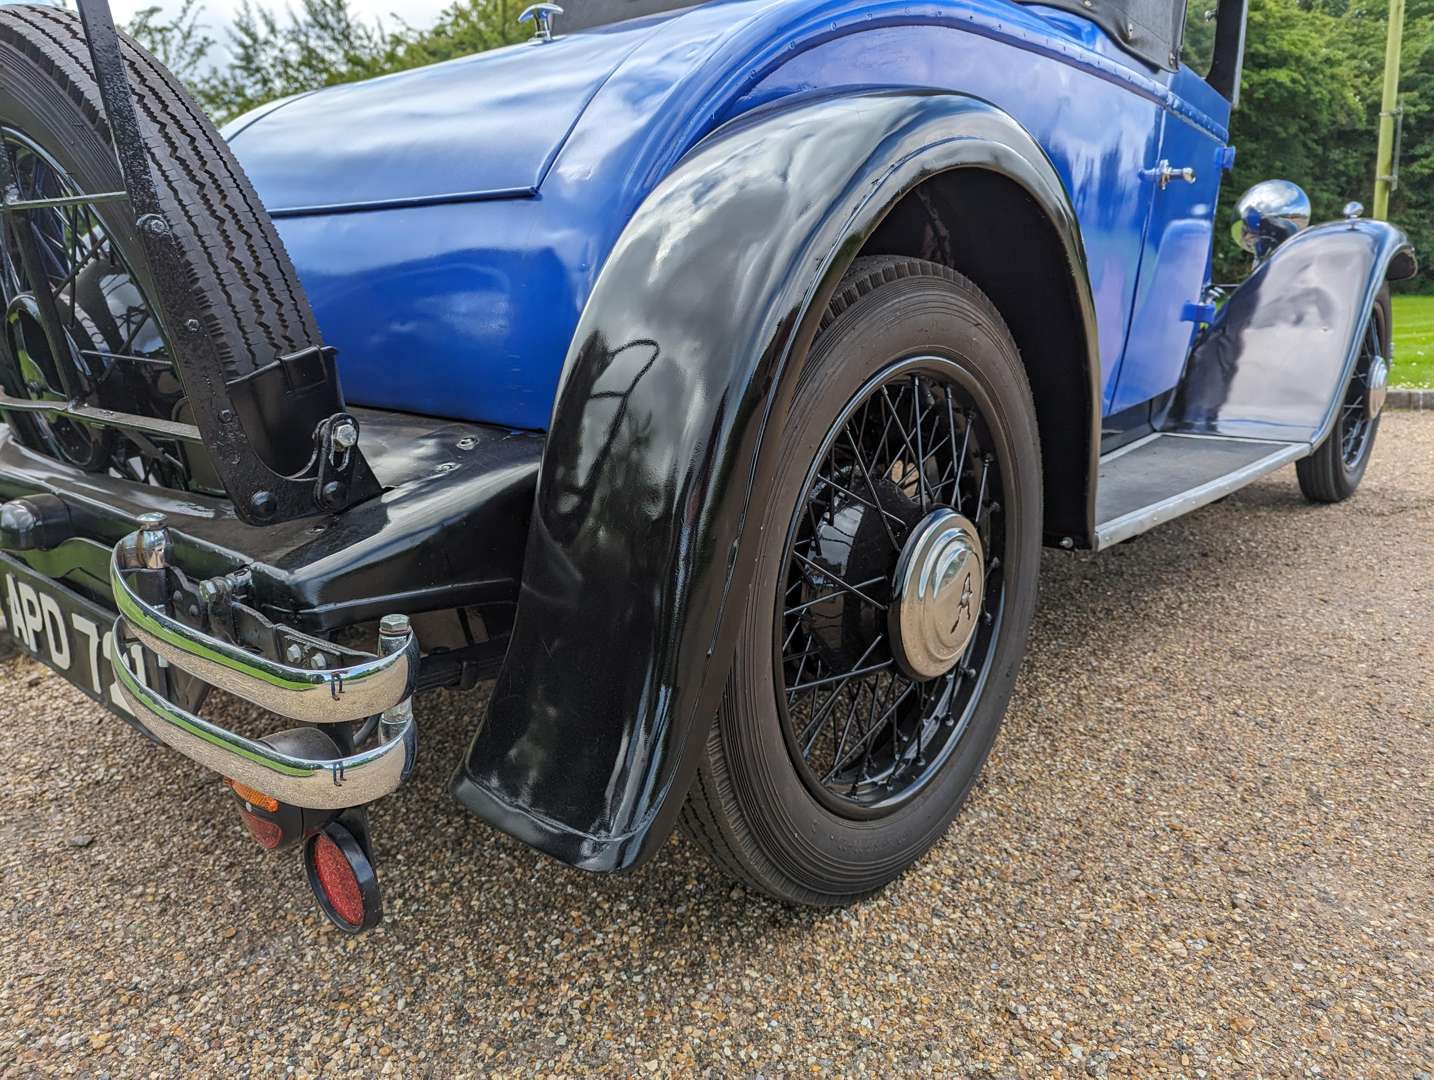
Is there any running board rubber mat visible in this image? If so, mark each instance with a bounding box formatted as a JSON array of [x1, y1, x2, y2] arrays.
[[1093, 434, 1306, 549]]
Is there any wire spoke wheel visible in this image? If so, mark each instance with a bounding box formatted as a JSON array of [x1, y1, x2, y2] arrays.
[[681, 257, 1039, 905], [774, 357, 1006, 818], [1337, 315, 1381, 468], [1297, 286, 1388, 506], [0, 126, 191, 483], [4, 3, 328, 499]]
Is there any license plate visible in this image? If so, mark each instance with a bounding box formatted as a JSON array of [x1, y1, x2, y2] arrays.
[[0, 552, 166, 720]]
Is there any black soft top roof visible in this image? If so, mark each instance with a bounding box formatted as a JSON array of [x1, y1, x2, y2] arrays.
[[562, 0, 1181, 71], [1035, 0, 1180, 69]]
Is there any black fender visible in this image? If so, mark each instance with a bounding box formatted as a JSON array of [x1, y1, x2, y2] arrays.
[[1170, 218, 1416, 442], [452, 90, 1098, 871]]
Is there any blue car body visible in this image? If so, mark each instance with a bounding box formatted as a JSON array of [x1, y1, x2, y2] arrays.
[[226, 0, 1230, 431], [202, 0, 1413, 872]]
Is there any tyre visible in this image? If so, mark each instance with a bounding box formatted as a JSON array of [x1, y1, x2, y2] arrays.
[[0, 6, 319, 482], [1296, 286, 1391, 503], [681, 256, 1043, 905]]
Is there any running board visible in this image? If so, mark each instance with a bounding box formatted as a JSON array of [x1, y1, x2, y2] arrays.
[[1093, 434, 1307, 550]]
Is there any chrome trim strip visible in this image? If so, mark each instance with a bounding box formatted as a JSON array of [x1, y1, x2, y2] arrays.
[[0, 190, 128, 212], [0, 391, 203, 442], [1162, 432, 1294, 444], [1093, 441, 1308, 550], [110, 548, 417, 724], [1097, 431, 1162, 464], [111, 622, 414, 809]]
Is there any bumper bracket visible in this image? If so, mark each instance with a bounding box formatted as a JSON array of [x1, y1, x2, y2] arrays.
[[109, 514, 418, 809]]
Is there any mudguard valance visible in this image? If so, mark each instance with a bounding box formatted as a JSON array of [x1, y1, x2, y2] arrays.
[[453, 90, 1094, 870], [1171, 219, 1416, 443]]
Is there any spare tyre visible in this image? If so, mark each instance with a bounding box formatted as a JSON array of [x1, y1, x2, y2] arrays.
[[0, 4, 321, 487]]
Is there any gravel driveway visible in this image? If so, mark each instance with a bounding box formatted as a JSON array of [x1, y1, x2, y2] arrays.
[[2, 414, 1431, 1079]]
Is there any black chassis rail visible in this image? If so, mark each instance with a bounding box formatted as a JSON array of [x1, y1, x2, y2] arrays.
[[0, 407, 541, 689]]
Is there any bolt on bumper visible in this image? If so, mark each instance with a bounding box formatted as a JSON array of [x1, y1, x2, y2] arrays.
[[108, 516, 418, 810]]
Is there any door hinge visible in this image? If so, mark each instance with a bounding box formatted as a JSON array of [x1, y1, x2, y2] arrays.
[[1181, 300, 1217, 325]]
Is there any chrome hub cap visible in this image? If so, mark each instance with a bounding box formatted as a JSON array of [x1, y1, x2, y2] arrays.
[[1367, 353, 1389, 419], [889, 508, 985, 681]]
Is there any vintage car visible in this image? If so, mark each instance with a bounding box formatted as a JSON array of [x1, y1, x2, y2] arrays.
[[0, 0, 1414, 931]]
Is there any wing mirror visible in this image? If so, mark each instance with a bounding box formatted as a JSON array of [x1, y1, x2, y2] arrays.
[[1232, 180, 1311, 260]]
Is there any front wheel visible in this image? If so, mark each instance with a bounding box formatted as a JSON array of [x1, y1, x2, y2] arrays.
[[680, 257, 1043, 906], [1296, 287, 1391, 503]]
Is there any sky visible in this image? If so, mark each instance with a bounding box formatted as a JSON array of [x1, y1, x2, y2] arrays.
[[1, 0, 456, 61], [105, 0, 454, 27]]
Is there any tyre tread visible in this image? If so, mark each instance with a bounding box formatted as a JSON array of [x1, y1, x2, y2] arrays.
[[0, 6, 319, 380]]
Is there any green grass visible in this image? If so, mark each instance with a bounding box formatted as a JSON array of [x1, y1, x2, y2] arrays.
[[1392, 294, 1434, 389]]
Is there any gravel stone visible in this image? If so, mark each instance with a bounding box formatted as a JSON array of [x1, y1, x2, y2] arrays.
[[2, 414, 1433, 1076]]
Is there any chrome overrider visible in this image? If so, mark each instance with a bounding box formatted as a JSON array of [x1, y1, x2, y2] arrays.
[[108, 513, 419, 810]]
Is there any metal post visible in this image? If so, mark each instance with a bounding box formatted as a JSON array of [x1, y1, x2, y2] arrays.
[[375, 613, 415, 774], [1373, 0, 1406, 219]]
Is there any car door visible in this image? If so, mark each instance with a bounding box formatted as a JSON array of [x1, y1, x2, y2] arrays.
[[1107, 63, 1233, 416]]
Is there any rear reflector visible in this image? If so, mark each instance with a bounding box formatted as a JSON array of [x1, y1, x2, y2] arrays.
[[225, 778, 279, 813], [312, 833, 363, 924], [303, 822, 381, 933], [238, 807, 284, 850]]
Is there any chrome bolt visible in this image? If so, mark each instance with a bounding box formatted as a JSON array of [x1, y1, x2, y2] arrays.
[[196, 578, 225, 606], [249, 490, 276, 518], [456, 436, 477, 451], [379, 613, 411, 638], [284, 643, 304, 665], [136, 512, 170, 570], [309, 653, 328, 670], [331, 419, 359, 451]]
